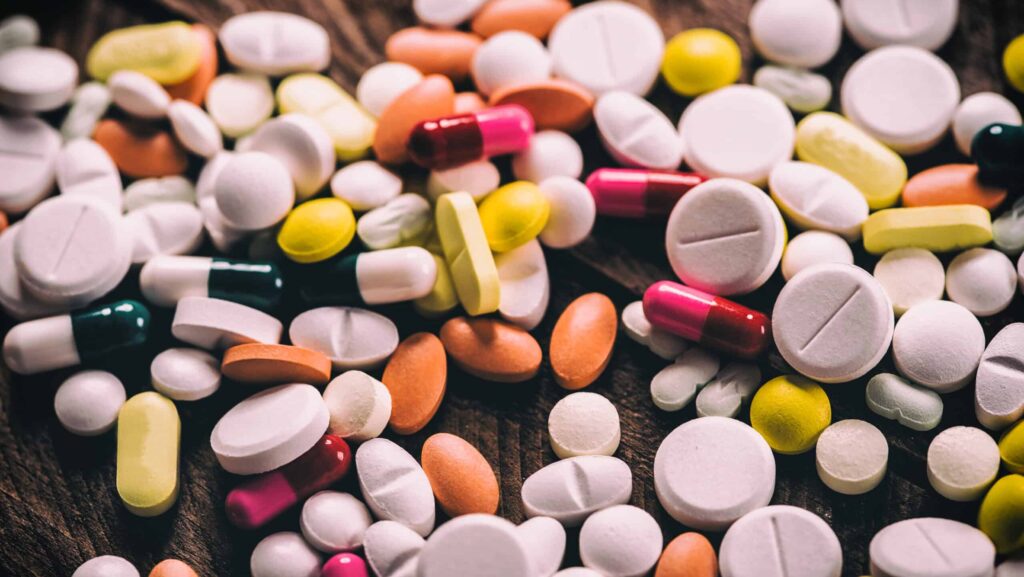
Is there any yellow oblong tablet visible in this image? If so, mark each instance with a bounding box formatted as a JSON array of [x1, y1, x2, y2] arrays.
[[117, 392, 180, 517], [863, 205, 993, 255], [436, 191, 500, 316], [86, 22, 202, 84], [414, 254, 460, 317], [277, 73, 376, 161], [795, 112, 907, 210]]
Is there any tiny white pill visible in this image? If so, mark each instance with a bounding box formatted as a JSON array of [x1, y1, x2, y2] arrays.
[[250, 532, 322, 577], [781, 231, 854, 282], [695, 362, 762, 418], [548, 392, 621, 459], [247, 113, 335, 200], [753, 65, 833, 114], [322, 370, 392, 442], [768, 161, 868, 242], [0, 15, 40, 54], [579, 505, 662, 577], [54, 370, 126, 436], [364, 521, 425, 577], [595, 91, 683, 170], [841, 0, 959, 51], [521, 455, 632, 526], [749, 0, 842, 68], [865, 373, 943, 432], [150, 348, 221, 401], [289, 306, 399, 370], [427, 159, 500, 201], [331, 160, 402, 211], [953, 92, 1022, 156], [946, 247, 1017, 317], [472, 30, 551, 96], [108, 70, 170, 119], [892, 300, 985, 393], [168, 100, 223, 159], [994, 198, 1024, 256], [356, 438, 435, 537], [205, 73, 275, 138], [300, 491, 373, 553], [815, 419, 888, 495], [873, 248, 946, 316], [356, 62, 423, 118], [975, 323, 1024, 430], [720, 505, 842, 577], [56, 138, 123, 211], [927, 426, 1000, 501], [171, 296, 283, 350], [512, 131, 583, 184], [219, 12, 329, 76], [869, 517, 995, 577], [650, 347, 720, 412], [72, 556, 139, 577], [537, 176, 595, 250], [496, 239, 550, 330], [214, 151, 295, 231]]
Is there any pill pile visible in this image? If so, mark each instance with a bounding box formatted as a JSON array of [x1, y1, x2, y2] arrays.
[[1, 0, 1024, 575]]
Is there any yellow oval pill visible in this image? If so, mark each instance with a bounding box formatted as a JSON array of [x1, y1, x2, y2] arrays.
[[661, 29, 742, 97], [414, 254, 460, 317], [862, 205, 993, 255], [478, 181, 550, 253], [795, 112, 907, 210], [278, 198, 356, 263], [978, 474, 1024, 554], [117, 392, 180, 517], [436, 191, 500, 316], [277, 73, 377, 161], [750, 375, 831, 455], [1001, 420, 1024, 474], [1005, 34, 1024, 93], [86, 22, 202, 84]]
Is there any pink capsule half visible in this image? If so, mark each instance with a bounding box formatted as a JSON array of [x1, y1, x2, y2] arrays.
[[408, 104, 534, 169], [321, 553, 368, 577], [586, 168, 707, 218]]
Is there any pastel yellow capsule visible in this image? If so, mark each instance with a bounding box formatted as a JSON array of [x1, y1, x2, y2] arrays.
[[86, 22, 202, 84], [277, 198, 356, 263], [796, 112, 907, 210], [862, 205, 993, 255], [277, 73, 377, 161], [478, 181, 550, 253], [750, 375, 831, 455], [661, 29, 742, 97], [977, 474, 1024, 554], [1001, 420, 1024, 474], [1005, 34, 1024, 93], [414, 254, 460, 317], [436, 191, 500, 316], [117, 392, 180, 517]]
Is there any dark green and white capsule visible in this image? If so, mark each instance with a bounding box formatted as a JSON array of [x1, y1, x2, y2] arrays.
[[139, 255, 284, 311]]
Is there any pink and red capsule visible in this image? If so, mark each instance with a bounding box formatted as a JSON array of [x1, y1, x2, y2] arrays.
[[407, 104, 534, 169], [586, 168, 707, 218], [322, 553, 368, 577]]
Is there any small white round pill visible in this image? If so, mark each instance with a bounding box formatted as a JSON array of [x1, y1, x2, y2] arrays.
[[870, 517, 995, 577], [300, 491, 373, 553], [781, 231, 854, 281], [512, 131, 583, 183], [56, 138, 123, 211], [0, 15, 40, 54], [54, 370, 126, 436], [749, 0, 842, 68], [413, 0, 487, 28], [108, 70, 170, 119], [331, 160, 402, 211], [873, 248, 946, 316], [537, 176, 595, 250], [247, 113, 335, 200], [72, 556, 139, 577], [579, 505, 662, 577], [753, 65, 833, 114], [250, 531, 322, 577], [893, 300, 985, 393], [548, 392, 620, 459], [168, 100, 223, 158], [214, 151, 295, 231], [427, 160, 500, 201], [841, 0, 959, 52], [650, 347, 720, 412], [495, 239, 550, 330], [357, 62, 423, 118], [60, 81, 111, 142], [472, 30, 551, 96], [419, 514, 532, 577], [815, 419, 888, 495], [322, 370, 392, 442], [953, 92, 1022, 156], [927, 426, 1000, 501], [946, 248, 1017, 317], [205, 73, 275, 138], [150, 348, 221, 401], [720, 505, 842, 577]]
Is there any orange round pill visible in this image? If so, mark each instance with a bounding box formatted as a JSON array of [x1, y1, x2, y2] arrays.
[[382, 332, 447, 435], [454, 92, 488, 115], [490, 79, 594, 133], [373, 75, 455, 165], [550, 293, 618, 390], [149, 559, 199, 577], [902, 164, 1007, 210], [165, 24, 218, 105], [655, 532, 718, 577], [221, 343, 332, 386], [439, 317, 542, 383], [385, 27, 482, 82], [93, 119, 188, 178], [472, 0, 572, 40], [421, 432, 500, 517]]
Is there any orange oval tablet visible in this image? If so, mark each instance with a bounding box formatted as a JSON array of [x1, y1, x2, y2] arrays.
[[454, 92, 487, 115], [472, 0, 572, 40], [490, 79, 594, 133], [149, 559, 199, 577], [655, 532, 717, 577], [439, 317, 542, 383], [0, 210, 7, 234], [165, 24, 218, 105], [550, 293, 617, 390], [421, 432, 500, 517], [222, 343, 332, 386], [94, 119, 188, 178], [385, 27, 482, 82], [382, 332, 447, 434], [902, 164, 1007, 210], [374, 75, 456, 165]]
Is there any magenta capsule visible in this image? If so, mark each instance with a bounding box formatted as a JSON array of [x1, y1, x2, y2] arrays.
[[407, 104, 534, 169], [322, 553, 368, 577], [586, 168, 707, 218], [643, 280, 770, 359]]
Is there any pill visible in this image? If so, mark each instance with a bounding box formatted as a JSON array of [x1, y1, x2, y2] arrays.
[[0, 47, 77, 111], [975, 123, 1024, 187], [871, 517, 995, 577], [125, 202, 204, 264], [863, 205, 993, 255], [277, 73, 377, 161], [976, 323, 1024, 430], [495, 239, 549, 329], [3, 299, 150, 375], [331, 161, 402, 211], [221, 12, 328, 75], [56, 138, 123, 210], [148, 559, 198, 577], [781, 231, 854, 281], [356, 62, 423, 118], [842, 0, 958, 51], [54, 370, 126, 436], [548, 1, 664, 96], [227, 434, 351, 530], [512, 130, 583, 183], [893, 300, 985, 392], [290, 307, 398, 371], [997, 555, 1024, 577], [375, 75, 456, 165], [479, 181, 550, 253], [214, 151, 294, 231], [60, 82, 111, 142], [1003, 421, 1024, 473], [662, 29, 741, 97], [322, 371, 392, 442], [927, 425, 1000, 502], [0, 14, 39, 53], [248, 114, 334, 200], [768, 161, 868, 241], [86, 22, 201, 83], [440, 317, 542, 382], [550, 292, 617, 390], [0, 225, 62, 321], [490, 79, 595, 133], [651, 347, 721, 412], [753, 65, 833, 114], [108, 70, 170, 118], [436, 191, 501, 315], [298, 247, 436, 306], [579, 505, 663, 577], [73, 556, 139, 577], [427, 160, 500, 202], [871, 248, 944, 316], [363, 521, 425, 577], [382, 333, 447, 435], [679, 86, 795, 185], [594, 91, 683, 170], [586, 168, 707, 219], [644, 280, 771, 360], [299, 491, 371, 553], [93, 119, 188, 178], [695, 362, 762, 418], [166, 100, 222, 158], [994, 198, 1024, 255], [517, 516, 567, 577], [720, 505, 842, 577], [413, 0, 486, 27], [172, 296, 282, 350], [751, 375, 831, 454], [978, 474, 1024, 554], [199, 196, 248, 253], [865, 373, 944, 432], [655, 416, 775, 530], [251, 532, 322, 577], [536, 176, 595, 249], [408, 104, 534, 170], [1009, 34, 1024, 92], [472, 0, 571, 39], [953, 92, 1022, 156], [204, 73, 274, 138], [321, 554, 368, 577], [165, 24, 217, 105], [357, 438, 436, 536], [472, 31, 551, 97], [815, 419, 889, 495], [421, 432, 500, 516], [666, 178, 786, 296], [418, 514, 531, 577], [414, 255, 460, 318], [150, 348, 221, 401], [903, 164, 1006, 211], [454, 91, 487, 114], [554, 570, 603, 577], [140, 255, 282, 310], [385, 27, 482, 82], [222, 343, 331, 386], [548, 391, 620, 458], [277, 198, 355, 264], [749, 0, 841, 68], [521, 455, 631, 526], [116, 392, 180, 516], [946, 248, 1017, 316], [654, 532, 716, 577], [357, 194, 432, 250]]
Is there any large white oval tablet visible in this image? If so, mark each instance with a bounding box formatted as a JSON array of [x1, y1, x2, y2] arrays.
[[472, 30, 551, 97], [0, 114, 60, 214], [870, 517, 995, 577], [289, 306, 399, 370], [953, 91, 1022, 156], [300, 491, 373, 553], [356, 62, 423, 118], [695, 362, 762, 418], [418, 515, 532, 577], [513, 131, 584, 184], [815, 419, 888, 495], [331, 160, 402, 211], [841, 0, 958, 51], [364, 520, 425, 577], [927, 426, 999, 501], [579, 505, 662, 577], [946, 248, 1017, 317], [865, 373, 944, 432], [650, 347, 720, 412], [250, 531, 322, 577], [594, 91, 682, 170], [150, 347, 221, 401], [720, 505, 842, 577], [322, 370, 392, 442], [548, 392, 620, 459], [356, 438, 435, 537], [768, 161, 868, 241], [54, 370, 126, 436], [495, 239, 549, 330], [56, 138, 122, 211], [873, 248, 945, 316], [108, 70, 170, 119], [521, 455, 632, 526], [171, 296, 283, 350], [167, 100, 223, 159], [537, 176, 595, 250], [125, 202, 204, 264], [248, 113, 334, 200], [205, 73, 275, 138], [781, 231, 854, 282], [975, 323, 1024, 430], [219, 12, 329, 76], [357, 193, 432, 251], [892, 299, 984, 393], [72, 556, 139, 577], [749, 0, 842, 68], [0, 46, 77, 111]]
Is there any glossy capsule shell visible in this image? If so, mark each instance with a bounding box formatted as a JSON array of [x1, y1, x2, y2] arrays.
[[643, 280, 770, 359], [299, 246, 437, 306], [140, 255, 283, 311], [117, 392, 180, 517], [226, 434, 352, 529], [408, 104, 534, 169], [321, 553, 368, 577], [3, 299, 151, 375], [586, 168, 707, 218]]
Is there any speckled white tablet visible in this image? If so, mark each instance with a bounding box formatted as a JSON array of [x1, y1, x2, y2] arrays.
[[666, 178, 786, 296], [695, 362, 762, 418], [595, 91, 682, 170], [768, 161, 868, 241], [427, 160, 500, 201], [975, 323, 1024, 430], [781, 231, 854, 281], [516, 517, 566, 577], [56, 138, 122, 210], [946, 248, 1017, 317], [61, 82, 110, 142], [214, 151, 295, 231], [168, 100, 223, 159], [679, 85, 795, 185], [521, 455, 631, 526], [248, 113, 334, 200], [364, 520, 425, 577], [927, 425, 1000, 501], [869, 517, 995, 577], [0, 46, 76, 111], [125, 202, 204, 264], [172, 296, 283, 350], [548, 392, 620, 459], [322, 370, 392, 442], [211, 383, 329, 475], [866, 373, 944, 432], [300, 491, 373, 553], [54, 370, 126, 436], [873, 248, 946, 316], [753, 66, 832, 114], [815, 419, 888, 495], [579, 505, 662, 577], [219, 12, 329, 76], [356, 62, 423, 118], [419, 515, 532, 577], [124, 176, 196, 212], [357, 438, 435, 537], [250, 532, 322, 577], [150, 347, 221, 401], [513, 131, 584, 183], [650, 347, 720, 412], [720, 505, 842, 577], [108, 70, 170, 119], [892, 300, 985, 393], [72, 556, 139, 577], [472, 31, 551, 96], [749, 0, 842, 68], [205, 73, 275, 138], [331, 160, 402, 211], [953, 92, 1022, 156], [774, 263, 893, 383], [289, 306, 399, 370], [496, 239, 549, 330], [357, 193, 432, 250], [654, 416, 775, 530], [841, 0, 959, 51], [0, 114, 60, 214], [537, 176, 595, 250], [0, 225, 66, 320]]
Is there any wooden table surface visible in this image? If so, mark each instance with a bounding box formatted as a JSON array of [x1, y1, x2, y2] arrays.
[[2, 1, 1023, 576]]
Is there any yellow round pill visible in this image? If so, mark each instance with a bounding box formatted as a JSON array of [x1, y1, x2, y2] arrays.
[[661, 29, 742, 97], [978, 474, 1024, 554], [478, 181, 550, 253], [277, 198, 356, 263], [1001, 420, 1024, 474], [750, 375, 831, 455], [1004, 34, 1024, 93]]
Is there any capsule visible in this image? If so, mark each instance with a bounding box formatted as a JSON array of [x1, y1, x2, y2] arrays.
[[407, 104, 534, 169], [117, 392, 180, 517], [586, 168, 708, 218], [299, 246, 437, 306], [3, 299, 150, 375], [972, 123, 1024, 187], [643, 280, 769, 359], [140, 255, 283, 311], [321, 553, 368, 577], [226, 434, 352, 529]]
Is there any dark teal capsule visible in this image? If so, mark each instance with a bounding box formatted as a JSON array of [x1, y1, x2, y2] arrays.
[[972, 123, 1024, 187], [298, 253, 362, 306], [71, 300, 151, 361], [208, 258, 284, 311]]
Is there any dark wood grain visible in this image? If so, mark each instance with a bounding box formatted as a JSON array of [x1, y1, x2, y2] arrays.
[[2, 1, 1023, 576]]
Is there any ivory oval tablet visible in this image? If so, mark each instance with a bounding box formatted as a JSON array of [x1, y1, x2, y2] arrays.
[[151, 347, 221, 401], [870, 518, 995, 577], [364, 520, 425, 577], [356, 438, 435, 537], [521, 455, 632, 526], [865, 373, 943, 432], [357, 193, 432, 250], [219, 12, 329, 76], [381, 333, 447, 434], [975, 323, 1024, 430], [768, 161, 868, 241], [427, 160, 500, 201], [421, 432, 500, 517], [550, 292, 617, 390], [289, 306, 399, 370], [651, 348, 721, 412], [594, 91, 682, 170], [440, 317, 542, 383], [719, 505, 842, 577], [167, 99, 222, 158], [172, 297, 283, 350], [495, 239, 550, 330], [753, 66, 832, 114], [108, 70, 170, 118]]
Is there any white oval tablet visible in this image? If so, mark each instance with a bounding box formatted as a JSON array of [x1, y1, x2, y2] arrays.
[[548, 392, 620, 459], [781, 231, 854, 282], [124, 176, 196, 212], [579, 505, 662, 577], [414, 0, 487, 27], [248, 113, 335, 200], [516, 517, 566, 577], [554, 570, 603, 577], [749, 0, 842, 68], [679, 85, 795, 185], [997, 555, 1024, 577], [364, 520, 425, 577], [356, 438, 435, 537], [168, 99, 223, 159], [521, 455, 632, 526], [666, 178, 786, 296], [768, 161, 868, 241], [873, 248, 946, 316], [356, 62, 423, 118], [0, 15, 39, 54], [219, 12, 329, 76], [654, 416, 775, 531], [975, 323, 1024, 430], [841, 0, 959, 51], [199, 195, 248, 254], [472, 31, 551, 96], [927, 425, 1000, 501], [0, 46, 77, 111], [300, 491, 373, 553], [56, 138, 123, 211], [322, 370, 392, 442], [54, 370, 126, 436], [211, 383, 329, 475], [419, 515, 532, 577], [496, 239, 549, 330], [250, 532, 322, 577], [427, 160, 500, 201], [72, 556, 139, 577], [695, 362, 762, 419], [61, 82, 111, 142], [0, 114, 60, 214], [205, 73, 275, 138], [953, 92, 1022, 156], [870, 517, 995, 577], [214, 151, 294, 230], [357, 193, 432, 250], [0, 225, 66, 320], [513, 131, 584, 184], [108, 70, 170, 119], [815, 419, 888, 495], [331, 160, 402, 211], [651, 347, 720, 412], [289, 306, 400, 370], [753, 65, 833, 114], [125, 202, 205, 264], [150, 347, 221, 401], [720, 505, 842, 577], [866, 373, 944, 432], [946, 248, 1017, 317], [892, 300, 985, 393], [172, 296, 283, 350], [537, 176, 595, 250], [595, 91, 682, 170]]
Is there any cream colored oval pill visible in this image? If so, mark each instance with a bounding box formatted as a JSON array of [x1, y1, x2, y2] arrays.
[[768, 161, 868, 241], [117, 392, 180, 517], [219, 12, 329, 76], [108, 70, 170, 119], [595, 91, 682, 170]]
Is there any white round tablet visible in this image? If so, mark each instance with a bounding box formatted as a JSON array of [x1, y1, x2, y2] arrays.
[[946, 248, 1017, 317], [537, 176, 595, 250], [893, 300, 985, 393], [720, 505, 842, 577], [516, 516, 566, 577], [548, 392, 620, 459], [364, 521, 425, 577], [150, 348, 221, 401], [753, 65, 833, 114], [413, 0, 487, 27], [0, 46, 77, 111], [289, 306, 399, 370], [300, 491, 373, 553], [650, 347, 720, 412], [781, 231, 854, 281], [579, 505, 662, 577], [0, 114, 61, 214], [953, 92, 1022, 156], [768, 161, 868, 241], [204, 73, 275, 138], [472, 30, 551, 96], [815, 419, 888, 495], [873, 248, 946, 316], [356, 62, 423, 118], [975, 323, 1024, 431], [427, 160, 500, 201], [322, 370, 392, 442], [419, 515, 532, 577], [356, 438, 435, 537], [678, 85, 795, 185], [331, 160, 402, 211], [927, 426, 1000, 501], [512, 131, 583, 183], [247, 113, 335, 200], [749, 0, 842, 68], [666, 178, 786, 296], [841, 0, 959, 51], [214, 151, 295, 230], [168, 99, 223, 159], [594, 91, 683, 170], [250, 532, 322, 577], [521, 455, 632, 526], [54, 370, 126, 436], [0, 15, 40, 53], [870, 517, 995, 577], [125, 202, 205, 264], [0, 224, 67, 321], [72, 556, 139, 577], [654, 416, 775, 531], [108, 70, 170, 119], [496, 239, 550, 330], [56, 138, 122, 211]]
